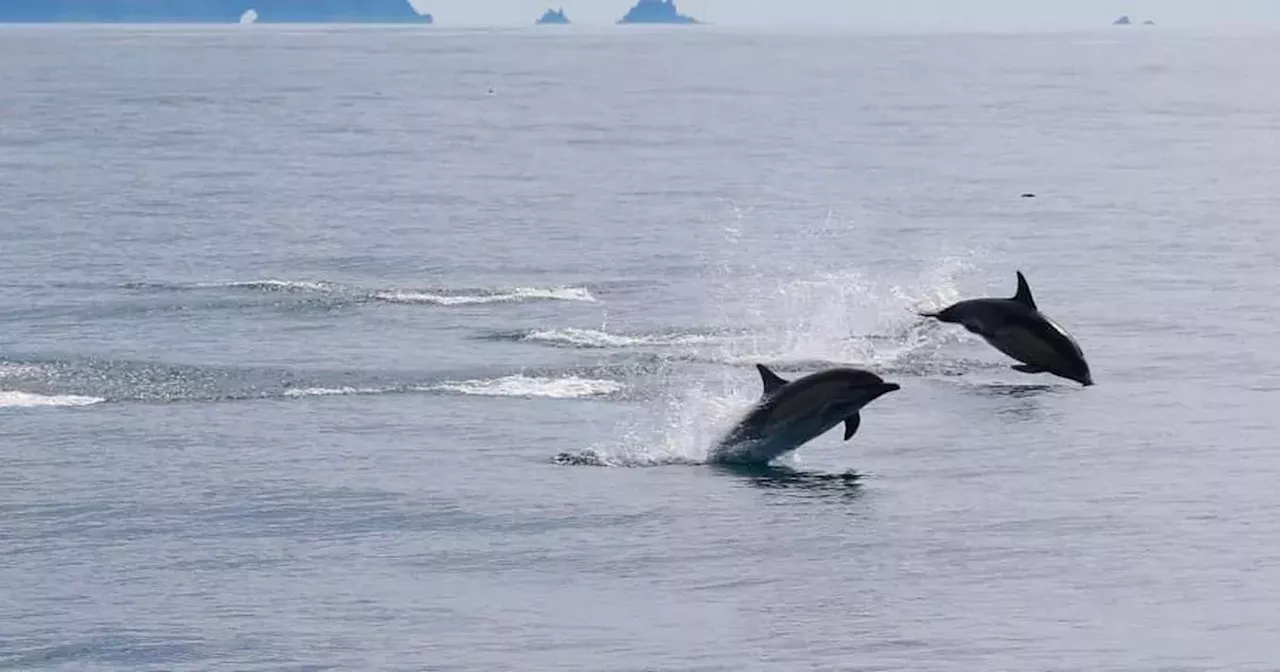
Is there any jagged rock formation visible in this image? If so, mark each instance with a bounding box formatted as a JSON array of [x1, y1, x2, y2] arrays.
[[618, 0, 699, 24], [536, 8, 569, 24]]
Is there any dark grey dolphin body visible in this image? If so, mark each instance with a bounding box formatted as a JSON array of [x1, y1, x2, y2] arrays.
[[920, 271, 1093, 386], [708, 364, 900, 466]]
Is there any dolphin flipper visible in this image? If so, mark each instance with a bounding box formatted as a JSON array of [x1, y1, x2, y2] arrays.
[[1011, 364, 1047, 374], [843, 413, 861, 440], [756, 364, 789, 397]]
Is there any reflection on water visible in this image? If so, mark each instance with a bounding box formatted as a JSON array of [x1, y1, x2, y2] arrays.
[[708, 463, 866, 498], [966, 382, 1074, 422], [974, 383, 1060, 398], [550, 451, 865, 498]]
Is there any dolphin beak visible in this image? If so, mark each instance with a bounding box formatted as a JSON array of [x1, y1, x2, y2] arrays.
[[874, 382, 901, 397]]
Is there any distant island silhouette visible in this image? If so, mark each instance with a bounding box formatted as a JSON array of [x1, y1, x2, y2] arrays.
[[536, 8, 570, 25], [618, 0, 700, 24], [1113, 15, 1157, 26], [0, 0, 433, 23]]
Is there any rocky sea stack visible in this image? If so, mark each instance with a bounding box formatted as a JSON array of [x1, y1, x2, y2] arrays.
[[536, 8, 570, 24], [618, 0, 699, 24]]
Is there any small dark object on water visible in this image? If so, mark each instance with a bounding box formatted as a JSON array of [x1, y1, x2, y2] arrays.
[[1021, 193, 1036, 198]]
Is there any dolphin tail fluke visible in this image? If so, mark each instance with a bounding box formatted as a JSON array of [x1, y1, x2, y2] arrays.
[[756, 364, 789, 397], [842, 413, 861, 440], [1013, 271, 1037, 310], [1011, 364, 1047, 374]]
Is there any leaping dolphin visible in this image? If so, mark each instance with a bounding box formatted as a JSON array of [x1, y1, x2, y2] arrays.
[[708, 364, 900, 466], [919, 270, 1094, 386]]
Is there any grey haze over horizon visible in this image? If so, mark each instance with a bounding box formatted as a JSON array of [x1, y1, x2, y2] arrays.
[[410, 0, 1280, 26]]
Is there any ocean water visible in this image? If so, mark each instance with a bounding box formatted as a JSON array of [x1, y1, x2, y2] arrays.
[[3, 24, 1280, 671]]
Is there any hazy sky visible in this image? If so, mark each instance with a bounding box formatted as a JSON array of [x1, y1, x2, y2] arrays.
[[407, 0, 1280, 27]]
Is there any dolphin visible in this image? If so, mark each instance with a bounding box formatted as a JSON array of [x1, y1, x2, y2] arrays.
[[708, 364, 901, 466], [919, 270, 1094, 386]]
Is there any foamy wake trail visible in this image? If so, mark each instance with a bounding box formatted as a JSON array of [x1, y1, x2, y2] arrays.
[[0, 363, 44, 378], [213, 280, 336, 292], [518, 327, 721, 349], [372, 286, 596, 306], [430, 374, 623, 399], [192, 279, 597, 306], [283, 386, 388, 398], [0, 391, 105, 408], [282, 375, 624, 401]]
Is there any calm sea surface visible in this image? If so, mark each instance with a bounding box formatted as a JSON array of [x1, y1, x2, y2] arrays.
[[3, 24, 1280, 671]]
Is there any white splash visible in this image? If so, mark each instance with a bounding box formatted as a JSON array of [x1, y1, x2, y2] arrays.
[[373, 286, 596, 306], [890, 255, 974, 314], [695, 259, 975, 371], [0, 391, 105, 408], [572, 246, 979, 467], [430, 374, 624, 399], [573, 378, 753, 467]]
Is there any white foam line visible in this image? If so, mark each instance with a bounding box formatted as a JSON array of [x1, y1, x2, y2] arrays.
[[210, 280, 335, 292], [0, 391, 105, 408], [282, 386, 389, 398], [0, 364, 44, 378], [428, 374, 624, 399], [282, 375, 624, 401], [520, 327, 719, 349], [373, 286, 597, 306]]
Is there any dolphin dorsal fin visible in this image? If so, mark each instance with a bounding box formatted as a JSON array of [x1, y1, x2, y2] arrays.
[[843, 413, 861, 440], [1013, 271, 1037, 310], [756, 364, 789, 397]]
